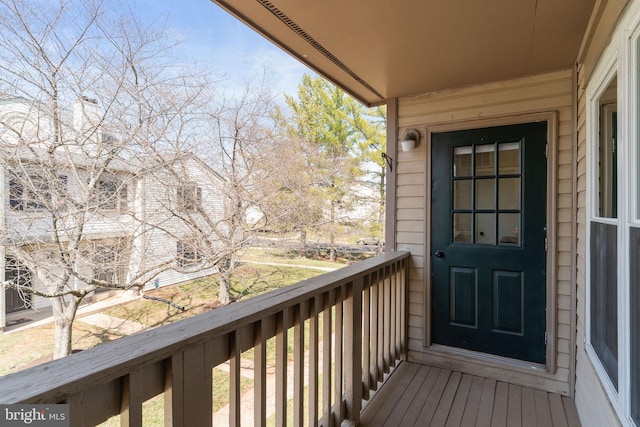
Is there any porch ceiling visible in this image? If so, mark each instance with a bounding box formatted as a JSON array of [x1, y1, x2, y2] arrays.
[[211, 0, 595, 106]]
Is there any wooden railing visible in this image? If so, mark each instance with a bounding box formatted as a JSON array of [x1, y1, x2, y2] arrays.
[[0, 251, 409, 426]]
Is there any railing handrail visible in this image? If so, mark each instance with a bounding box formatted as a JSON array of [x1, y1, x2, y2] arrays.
[[0, 251, 410, 405]]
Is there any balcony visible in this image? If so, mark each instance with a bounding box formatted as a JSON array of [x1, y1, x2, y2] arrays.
[[0, 251, 579, 426]]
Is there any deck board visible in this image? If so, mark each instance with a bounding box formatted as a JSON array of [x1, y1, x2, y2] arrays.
[[361, 362, 581, 427], [398, 366, 443, 426], [474, 378, 496, 427], [383, 365, 432, 426]]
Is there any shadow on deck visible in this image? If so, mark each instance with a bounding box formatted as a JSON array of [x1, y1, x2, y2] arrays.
[[361, 361, 581, 427]]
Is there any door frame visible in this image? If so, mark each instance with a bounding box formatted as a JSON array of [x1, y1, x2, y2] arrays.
[[422, 111, 558, 373]]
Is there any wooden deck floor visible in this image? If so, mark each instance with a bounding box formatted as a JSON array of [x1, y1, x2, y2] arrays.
[[360, 361, 581, 427]]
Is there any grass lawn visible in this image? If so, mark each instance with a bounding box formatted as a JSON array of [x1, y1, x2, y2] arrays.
[[0, 262, 330, 376], [1, 249, 364, 425], [243, 247, 375, 268], [102, 263, 324, 329]]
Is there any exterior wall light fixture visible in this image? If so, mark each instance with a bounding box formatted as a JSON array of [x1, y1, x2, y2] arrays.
[[400, 129, 420, 152]]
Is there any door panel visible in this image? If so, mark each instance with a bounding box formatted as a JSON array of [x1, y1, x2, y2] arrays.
[[450, 267, 477, 327], [492, 270, 523, 334], [431, 122, 547, 364]]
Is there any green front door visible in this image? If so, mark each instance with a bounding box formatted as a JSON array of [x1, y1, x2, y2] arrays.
[[431, 122, 547, 364]]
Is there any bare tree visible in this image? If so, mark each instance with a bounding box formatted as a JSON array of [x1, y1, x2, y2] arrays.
[[144, 77, 293, 305], [0, 0, 210, 358]]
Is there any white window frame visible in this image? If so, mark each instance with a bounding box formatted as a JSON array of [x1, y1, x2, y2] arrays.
[[585, 2, 640, 425]]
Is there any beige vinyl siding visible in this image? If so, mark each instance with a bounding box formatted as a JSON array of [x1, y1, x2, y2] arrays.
[[396, 69, 575, 394]]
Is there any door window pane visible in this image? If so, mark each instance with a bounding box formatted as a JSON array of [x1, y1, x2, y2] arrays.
[[499, 142, 520, 174], [454, 146, 472, 177], [476, 178, 495, 210], [499, 178, 520, 210], [475, 144, 495, 176], [475, 213, 495, 244], [454, 180, 472, 210], [499, 213, 520, 245], [453, 213, 472, 243]]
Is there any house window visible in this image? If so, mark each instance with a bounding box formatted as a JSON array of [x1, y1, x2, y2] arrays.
[[92, 243, 125, 284], [177, 185, 202, 211], [586, 22, 640, 424], [94, 179, 127, 211], [9, 175, 67, 211], [5, 257, 32, 312], [176, 240, 201, 267], [589, 75, 619, 392]]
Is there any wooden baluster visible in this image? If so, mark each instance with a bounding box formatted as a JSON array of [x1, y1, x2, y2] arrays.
[[309, 296, 319, 427], [322, 289, 334, 427], [254, 319, 267, 427], [370, 270, 380, 389], [164, 353, 184, 427], [294, 300, 308, 427], [390, 262, 397, 366], [276, 308, 291, 427], [334, 285, 345, 422], [394, 262, 403, 361], [383, 265, 391, 373], [362, 274, 371, 400], [377, 267, 385, 381], [401, 258, 408, 358], [344, 279, 363, 424], [120, 369, 143, 427], [229, 331, 241, 427]]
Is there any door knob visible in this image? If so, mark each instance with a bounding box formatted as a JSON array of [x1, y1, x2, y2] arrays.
[[434, 250, 445, 258]]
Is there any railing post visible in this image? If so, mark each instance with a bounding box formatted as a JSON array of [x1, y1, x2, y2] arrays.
[[401, 258, 408, 360], [344, 278, 363, 425], [165, 345, 211, 427]]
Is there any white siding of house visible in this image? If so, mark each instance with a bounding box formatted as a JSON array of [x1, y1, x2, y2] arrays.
[[396, 70, 575, 394], [1, 99, 227, 321], [130, 155, 226, 290]]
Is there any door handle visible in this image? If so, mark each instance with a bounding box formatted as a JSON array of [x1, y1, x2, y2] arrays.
[[434, 250, 445, 258]]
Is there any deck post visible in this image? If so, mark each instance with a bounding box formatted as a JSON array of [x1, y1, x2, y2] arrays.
[[344, 278, 363, 425]]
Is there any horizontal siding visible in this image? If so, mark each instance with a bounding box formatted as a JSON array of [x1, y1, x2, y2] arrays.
[[396, 69, 575, 394]]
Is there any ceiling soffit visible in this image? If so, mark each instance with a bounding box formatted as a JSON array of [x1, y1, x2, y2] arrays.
[[212, 0, 596, 106]]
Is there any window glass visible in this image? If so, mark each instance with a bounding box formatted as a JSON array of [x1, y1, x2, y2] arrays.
[[475, 144, 495, 176], [453, 146, 472, 177], [177, 185, 202, 211], [598, 77, 618, 218], [453, 213, 471, 243], [453, 180, 472, 210], [475, 213, 495, 244], [475, 178, 495, 210], [498, 178, 520, 210], [498, 142, 520, 174]]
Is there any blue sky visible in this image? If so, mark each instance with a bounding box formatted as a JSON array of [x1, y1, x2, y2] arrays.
[[135, 0, 312, 98]]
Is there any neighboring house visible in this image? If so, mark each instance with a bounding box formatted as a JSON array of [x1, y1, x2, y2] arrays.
[[210, 1, 638, 425], [0, 98, 225, 328], [130, 153, 226, 292]]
